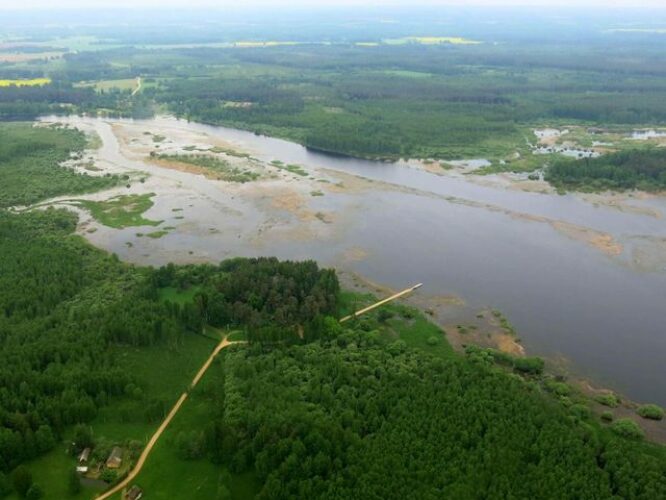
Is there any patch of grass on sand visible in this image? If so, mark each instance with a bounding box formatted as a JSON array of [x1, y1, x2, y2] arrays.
[[273, 162, 308, 176], [146, 230, 169, 239], [153, 153, 259, 183], [77, 193, 161, 228], [209, 146, 251, 158]]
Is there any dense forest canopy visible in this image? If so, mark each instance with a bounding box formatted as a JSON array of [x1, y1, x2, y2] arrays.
[[201, 328, 666, 499], [0, 123, 117, 208], [546, 148, 666, 191]]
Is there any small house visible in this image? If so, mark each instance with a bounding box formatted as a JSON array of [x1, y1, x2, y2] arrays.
[[76, 466, 88, 474], [78, 447, 91, 464], [106, 447, 123, 469], [127, 485, 143, 500]]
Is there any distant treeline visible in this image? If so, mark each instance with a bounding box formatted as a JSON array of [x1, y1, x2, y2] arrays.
[[4, 42, 666, 159]]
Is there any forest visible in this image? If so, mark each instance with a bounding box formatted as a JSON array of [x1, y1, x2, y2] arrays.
[[546, 148, 666, 192], [2, 206, 664, 499], [0, 207, 340, 497], [188, 319, 666, 499], [0, 124, 117, 208], [3, 35, 666, 161]]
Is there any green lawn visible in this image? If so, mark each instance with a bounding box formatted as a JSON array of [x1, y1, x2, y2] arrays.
[[339, 290, 455, 359], [158, 286, 201, 305]]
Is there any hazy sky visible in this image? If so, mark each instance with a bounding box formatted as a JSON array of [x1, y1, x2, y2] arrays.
[[1, 0, 665, 9]]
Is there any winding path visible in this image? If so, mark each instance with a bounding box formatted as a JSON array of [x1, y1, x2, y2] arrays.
[[96, 336, 238, 500]]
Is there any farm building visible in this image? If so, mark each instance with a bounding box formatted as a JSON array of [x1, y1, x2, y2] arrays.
[[127, 485, 143, 500], [78, 447, 91, 464], [106, 447, 123, 469]]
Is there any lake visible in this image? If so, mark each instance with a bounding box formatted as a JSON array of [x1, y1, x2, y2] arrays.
[[43, 115, 666, 406]]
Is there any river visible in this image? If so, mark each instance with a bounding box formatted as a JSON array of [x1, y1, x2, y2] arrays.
[[42, 115, 666, 406]]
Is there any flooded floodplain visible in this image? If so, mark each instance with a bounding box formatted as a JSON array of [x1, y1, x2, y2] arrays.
[[39, 116, 666, 405]]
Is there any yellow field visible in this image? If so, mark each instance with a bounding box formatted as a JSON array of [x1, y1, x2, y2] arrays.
[[385, 36, 482, 45], [0, 77, 51, 87]]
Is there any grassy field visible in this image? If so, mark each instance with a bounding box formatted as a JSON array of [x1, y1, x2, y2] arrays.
[[339, 291, 455, 359], [77, 193, 162, 228], [77, 78, 139, 93], [106, 350, 260, 500], [158, 286, 201, 304]]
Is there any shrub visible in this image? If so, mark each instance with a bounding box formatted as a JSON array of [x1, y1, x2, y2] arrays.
[[545, 379, 571, 396], [595, 393, 620, 408], [570, 404, 591, 420], [600, 411, 614, 422], [611, 419, 644, 440], [377, 309, 394, 323], [11, 466, 32, 498], [100, 469, 118, 483], [637, 404, 664, 421], [426, 336, 439, 346], [25, 484, 43, 500], [0, 472, 11, 498], [513, 356, 545, 375]]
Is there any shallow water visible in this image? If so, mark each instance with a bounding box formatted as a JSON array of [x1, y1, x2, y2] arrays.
[[45, 116, 666, 405]]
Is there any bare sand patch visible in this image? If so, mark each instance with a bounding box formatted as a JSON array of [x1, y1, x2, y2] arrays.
[[579, 192, 662, 219], [552, 221, 623, 257], [341, 246, 369, 262]]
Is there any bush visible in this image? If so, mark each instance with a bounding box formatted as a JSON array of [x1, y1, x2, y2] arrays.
[[545, 379, 571, 396], [601, 411, 614, 422], [426, 336, 439, 346], [513, 356, 545, 375], [570, 404, 591, 420], [595, 393, 620, 408], [377, 309, 394, 323], [100, 469, 118, 484], [11, 466, 32, 498], [611, 419, 644, 440], [0, 472, 11, 498], [637, 404, 664, 421], [25, 484, 43, 500]]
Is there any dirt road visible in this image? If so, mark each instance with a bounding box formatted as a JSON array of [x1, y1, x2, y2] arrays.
[[96, 336, 236, 500]]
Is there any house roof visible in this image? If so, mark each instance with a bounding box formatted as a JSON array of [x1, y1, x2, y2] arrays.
[[106, 446, 123, 466]]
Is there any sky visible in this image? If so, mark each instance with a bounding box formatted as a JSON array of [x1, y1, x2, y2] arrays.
[[0, 0, 665, 9]]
